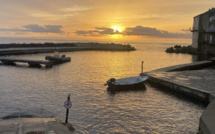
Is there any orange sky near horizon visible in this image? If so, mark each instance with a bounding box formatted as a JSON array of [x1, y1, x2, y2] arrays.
[[0, 0, 215, 43]]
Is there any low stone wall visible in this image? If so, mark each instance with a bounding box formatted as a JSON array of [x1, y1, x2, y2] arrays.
[[149, 61, 214, 72], [199, 100, 215, 134]]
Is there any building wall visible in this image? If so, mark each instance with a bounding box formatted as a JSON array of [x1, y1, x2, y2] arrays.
[[208, 15, 215, 44], [192, 32, 198, 48], [201, 12, 215, 54], [200, 13, 210, 32], [192, 16, 200, 48], [192, 8, 215, 55], [203, 44, 215, 55]]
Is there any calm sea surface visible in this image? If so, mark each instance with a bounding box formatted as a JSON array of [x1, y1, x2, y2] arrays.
[[0, 42, 205, 133]]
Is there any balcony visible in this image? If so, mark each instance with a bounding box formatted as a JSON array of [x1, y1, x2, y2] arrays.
[[190, 27, 198, 32]]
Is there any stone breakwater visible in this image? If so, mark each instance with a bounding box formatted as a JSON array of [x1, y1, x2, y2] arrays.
[[144, 58, 215, 134], [0, 42, 136, 56]]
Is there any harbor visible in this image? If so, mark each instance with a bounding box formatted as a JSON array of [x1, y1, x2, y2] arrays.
[[1, 0, 215, 133], [0, 42, 205, 133], [1, 57, 214, 133]]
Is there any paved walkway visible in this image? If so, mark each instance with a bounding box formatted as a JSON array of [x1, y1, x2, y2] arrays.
[[0, 118, 75, 134]]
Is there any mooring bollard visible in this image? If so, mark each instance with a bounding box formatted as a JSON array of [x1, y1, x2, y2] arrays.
[[64, 94, 72, 124], [142, 61, 144, 74], [141, 61, 144, 77]]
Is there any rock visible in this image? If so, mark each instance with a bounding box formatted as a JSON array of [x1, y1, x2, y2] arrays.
[[174, 45, 182, 49], [165, 45, 198, 55], [62, 123, 75, 131], [165, 47, 174, 53]]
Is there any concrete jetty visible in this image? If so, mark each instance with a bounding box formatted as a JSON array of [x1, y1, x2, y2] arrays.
[[0, 58, 53, 68], [0, 118, 75, 134], [145, 59, 215, 134], [0, 44, 136, 56]]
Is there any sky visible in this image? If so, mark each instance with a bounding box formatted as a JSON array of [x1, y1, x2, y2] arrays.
[[0, 0, 215, 43]]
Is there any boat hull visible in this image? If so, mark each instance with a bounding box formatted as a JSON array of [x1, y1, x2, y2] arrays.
[[106, 76, 148, 91], [107, 81, 146, 91], [45, 55, 71, 64]]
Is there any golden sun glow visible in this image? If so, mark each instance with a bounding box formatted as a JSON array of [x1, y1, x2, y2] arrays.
[[112, 26, 123, 33], [110, 34, 123, 39]]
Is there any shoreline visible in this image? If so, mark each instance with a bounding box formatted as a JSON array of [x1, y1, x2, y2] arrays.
[[144, 59, 215, 134]]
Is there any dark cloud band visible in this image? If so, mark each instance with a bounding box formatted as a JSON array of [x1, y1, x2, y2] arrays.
[[76, 25, 191, 38], [76, 27, 118, 35], [0, 24, 64, 34]]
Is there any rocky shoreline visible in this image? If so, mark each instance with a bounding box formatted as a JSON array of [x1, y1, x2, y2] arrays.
[[165, 45, 198, 55]]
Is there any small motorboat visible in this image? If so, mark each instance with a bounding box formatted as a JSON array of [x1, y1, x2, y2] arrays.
[[105, 75, 148, 91], [45, 54, 71, 64], [105, 61, 148, 91]]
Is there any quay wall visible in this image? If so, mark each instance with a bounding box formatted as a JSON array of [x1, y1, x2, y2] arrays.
[[199, 100, 215, 134], [145, 60, 215, 134], [147, 75, 212, 103]]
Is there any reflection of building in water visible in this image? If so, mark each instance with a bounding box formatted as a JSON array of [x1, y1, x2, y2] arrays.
[[192, 8, 215, 55]]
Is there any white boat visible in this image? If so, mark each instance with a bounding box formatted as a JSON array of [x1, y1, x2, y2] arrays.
[[105, 61, 148, 91], [106, 75, 148, 91], [45, 54, 71, 64]]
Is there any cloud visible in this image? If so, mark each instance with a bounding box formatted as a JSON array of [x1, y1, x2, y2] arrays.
[[62, 5, 92, 12], [76, 25, 191, 38], [134, 14, 165, 20], [181, 28, 191, 33], [0, 24, 64, 34], [123, 26, 191, 38], [76, 27, 120, 35], [24, 24, 63, 33], [123, 26, 161, 36], [30, 5, 92, 21]]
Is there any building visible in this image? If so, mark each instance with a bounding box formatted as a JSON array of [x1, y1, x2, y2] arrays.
[[192, 8, 215, 55]]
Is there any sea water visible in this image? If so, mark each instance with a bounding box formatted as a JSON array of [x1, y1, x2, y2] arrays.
[[0, 42, 205, 133]]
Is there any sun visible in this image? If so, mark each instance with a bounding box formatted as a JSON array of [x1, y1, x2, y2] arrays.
[[112, 26, 122, 33]]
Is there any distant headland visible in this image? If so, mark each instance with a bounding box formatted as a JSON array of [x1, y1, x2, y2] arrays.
[[0, 42, 136, 56]]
